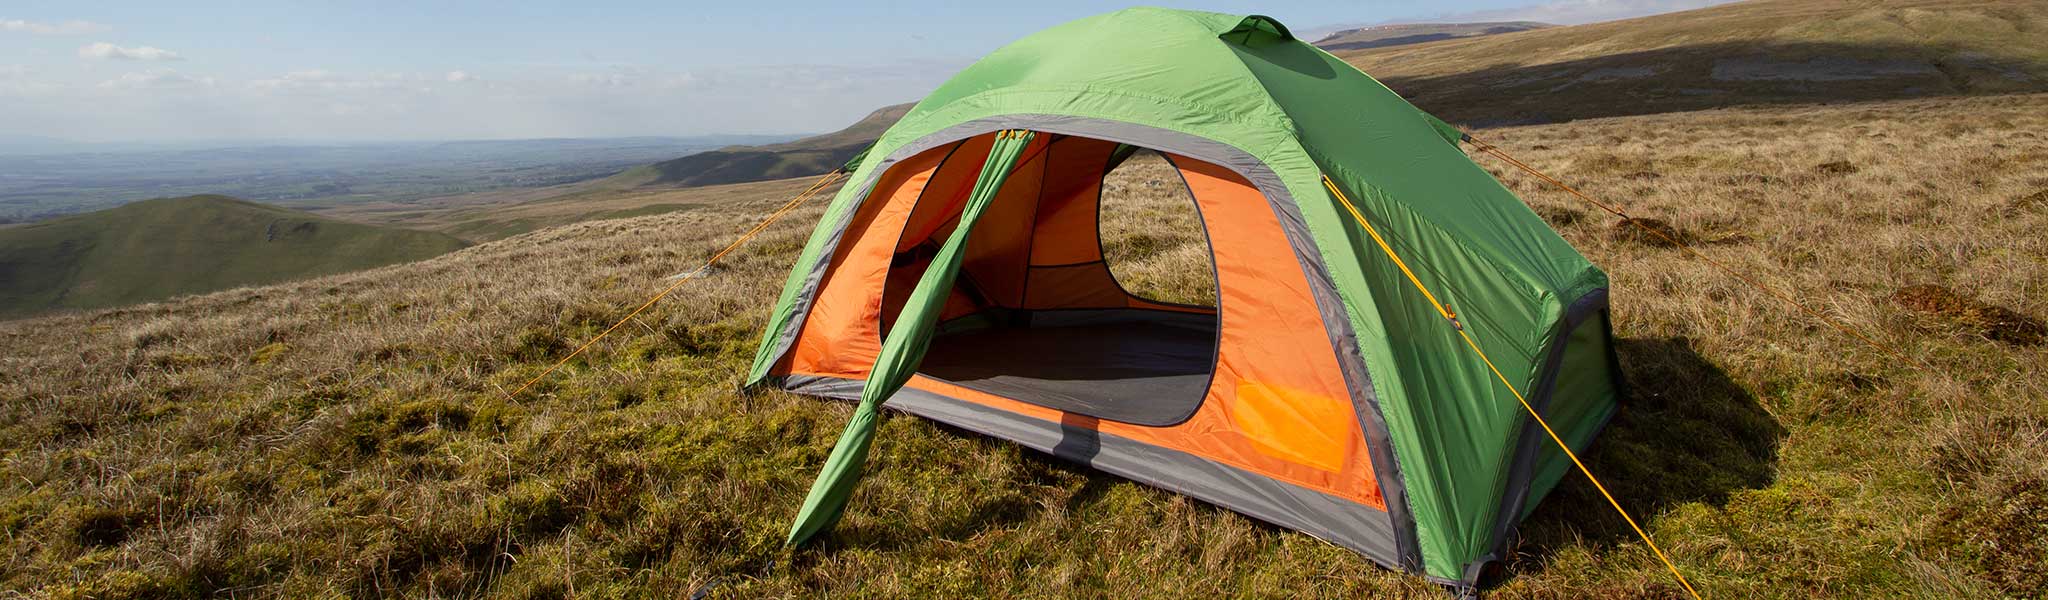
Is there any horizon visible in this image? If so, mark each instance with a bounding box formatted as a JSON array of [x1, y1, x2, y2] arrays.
[[2, 0, 1736, 145]]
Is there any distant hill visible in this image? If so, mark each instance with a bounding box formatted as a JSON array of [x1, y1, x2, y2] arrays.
[[3, 136, 769, 223], [0, 195, 467, 319], [600, 103, 913, 189], [1337, 0, 2048, 125], [1311, 21, 1550, 52]]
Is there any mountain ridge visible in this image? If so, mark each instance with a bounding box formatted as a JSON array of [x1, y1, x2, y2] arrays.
[[600, 103, 914, 189]]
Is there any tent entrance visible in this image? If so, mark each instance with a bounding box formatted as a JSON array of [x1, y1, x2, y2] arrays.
[[881, 139, 1220, 427]]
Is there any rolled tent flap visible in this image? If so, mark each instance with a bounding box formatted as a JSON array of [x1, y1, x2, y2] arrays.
[[786, 130, 1040, 546]]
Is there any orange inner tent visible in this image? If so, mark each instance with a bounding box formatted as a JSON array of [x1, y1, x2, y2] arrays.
[[772, 132, 1385, 508]]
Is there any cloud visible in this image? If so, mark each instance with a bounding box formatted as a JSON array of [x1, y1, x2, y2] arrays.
[[445, 70, 475, 83], [99, 69, 214, 89], [1, 18, 109, 35], [79, 42, 182, 61]]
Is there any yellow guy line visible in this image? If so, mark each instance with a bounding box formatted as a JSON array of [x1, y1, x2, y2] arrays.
[[1322, 176, 1703, 600], [502, 168, 846, 400]]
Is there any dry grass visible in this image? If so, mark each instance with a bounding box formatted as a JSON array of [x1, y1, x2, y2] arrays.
[[1099, 151, 1216, 307], [2, 92, 2046, 598]]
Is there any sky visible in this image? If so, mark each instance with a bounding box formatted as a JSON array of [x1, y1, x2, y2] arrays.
[[0, 0, 1735, 142]]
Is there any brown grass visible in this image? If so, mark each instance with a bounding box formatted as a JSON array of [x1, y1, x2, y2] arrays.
[[1893, 284, 2046, 346], [1099, 151, 1216, 307], [1, 92, 2046, 597]]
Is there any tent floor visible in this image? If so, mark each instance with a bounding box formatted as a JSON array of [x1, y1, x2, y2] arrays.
[[919, 315, 1217, 426]]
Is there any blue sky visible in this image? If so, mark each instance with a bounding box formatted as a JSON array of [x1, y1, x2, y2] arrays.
[[0, 1, 1731, 142]]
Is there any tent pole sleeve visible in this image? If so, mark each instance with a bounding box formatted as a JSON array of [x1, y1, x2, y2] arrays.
[[786, 130, 1039, 546]]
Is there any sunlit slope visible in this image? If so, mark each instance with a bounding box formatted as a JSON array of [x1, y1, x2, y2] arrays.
[[0, 195, 467, 318], [1338, 0, 2048, 124]]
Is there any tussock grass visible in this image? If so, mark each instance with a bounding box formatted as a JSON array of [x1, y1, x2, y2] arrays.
[[2, 93, 2046, 597]]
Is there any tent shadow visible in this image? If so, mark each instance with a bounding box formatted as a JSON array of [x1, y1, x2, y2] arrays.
[[1502, 336, 1784, 577]]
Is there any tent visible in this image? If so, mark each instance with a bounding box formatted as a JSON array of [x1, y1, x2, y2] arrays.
[[746, 8, 1621, 590]]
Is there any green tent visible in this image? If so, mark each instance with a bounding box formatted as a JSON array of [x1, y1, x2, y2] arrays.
[[748, 8, 1620, 591]]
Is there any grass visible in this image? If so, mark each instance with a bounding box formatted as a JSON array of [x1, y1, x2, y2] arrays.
[[1, 90, 2046, 598], [1339, 0, 2048, 125], [0, 195, 468, 320], [322, 176, 833, 243], [1099, 151, 1216, 307]]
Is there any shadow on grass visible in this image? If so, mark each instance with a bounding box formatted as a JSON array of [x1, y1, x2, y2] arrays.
[[1507, 336, 1785, 574]]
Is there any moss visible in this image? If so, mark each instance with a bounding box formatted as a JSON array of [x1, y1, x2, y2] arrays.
[[1933, 475, 2048, 597], [249, 342, 290, 365], [148, 351, 218, 370], [507, 327, 568, 362], [488, 479, 575, 539]]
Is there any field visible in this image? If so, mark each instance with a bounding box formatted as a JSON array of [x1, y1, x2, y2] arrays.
[[316, 176, 834, 243], [1, 91, 2044, 598], [0, 195, 468, 320], [1343, 0, 2048, 125]]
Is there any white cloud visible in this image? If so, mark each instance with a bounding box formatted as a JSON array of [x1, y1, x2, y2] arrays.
[[79, 42, 182, 61], [99, 69, 214, 89], [1, 18, 109, 35], [445, 70, 475, 83]]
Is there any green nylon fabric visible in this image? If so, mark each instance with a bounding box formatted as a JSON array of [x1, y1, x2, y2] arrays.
[[785, 132, 1037, 547], [1522, 313, 1621, 521], [748, 8, 1612, 579]]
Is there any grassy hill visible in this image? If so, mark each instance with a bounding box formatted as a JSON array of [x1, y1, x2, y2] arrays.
[[314, 170, 843, 242], [0, 195, 467, 319], [599, 103, 913, 189], [1339, 0, 2048, 125], [0, 93, 2042, 597], [1311, 21, 1550, 52], [301, 105, 904, 243]]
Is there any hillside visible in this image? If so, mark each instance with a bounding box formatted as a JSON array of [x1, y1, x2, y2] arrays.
[[308, 105, 907, 243], [315, 170, 841, 242], [1338, 0, 2048, 125], [1311, 21, 1550, 52], [0, 93, 2043, 597], [599, 103, 913, 189], [0, 195, 467, 319]]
